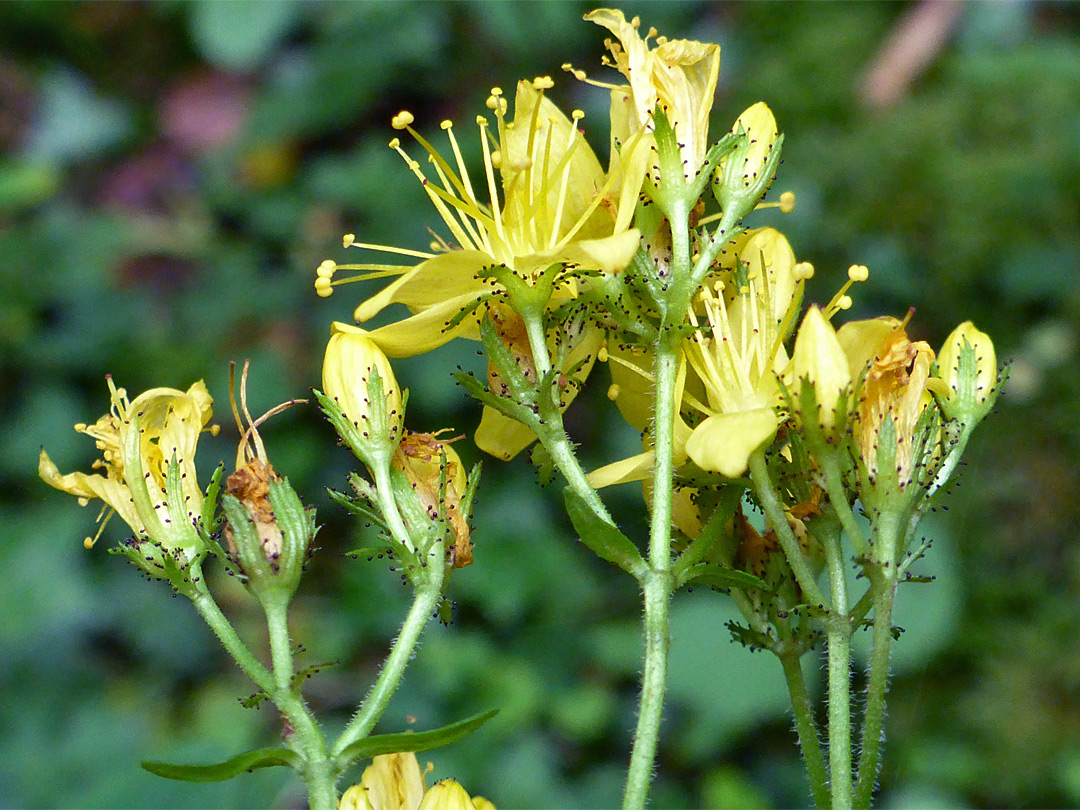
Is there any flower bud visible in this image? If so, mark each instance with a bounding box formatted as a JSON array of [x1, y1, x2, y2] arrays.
[[321, 322, 405, 463], [932, 321, 999, 425], [713, 102, 783, 219], [789, 306, 851, 435]]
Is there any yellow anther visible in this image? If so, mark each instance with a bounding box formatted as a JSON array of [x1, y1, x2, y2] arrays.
[[490, 87, 503, 96], [476, 115, 488, 127], [391, 111, 414, 130], [532, 75, 554, 90], [440, 120, 453, 130], [630, 15, 641, 27], [316, 260, 337, 278], [342, 233, 355, 247], [794, 261, 815, 281], [836, 294, 853, 310], [490, 150, 502, 169], [598, 346, 609, 362], [388, 137, 401, 149], [314, 277, 333, 297], [780, 191, 796, 213], [607, 383, 621, 401], [572, 109, 585, 121], [83, 537, 94, 549], [848, 264, 869, 282]]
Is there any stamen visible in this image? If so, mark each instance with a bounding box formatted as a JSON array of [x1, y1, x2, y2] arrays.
[[342, 233, 355, 247]]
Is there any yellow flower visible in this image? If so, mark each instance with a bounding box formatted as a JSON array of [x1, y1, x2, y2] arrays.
[[838, 317, 935, 488], [323, 321, 406, 446], [38, 378, 216, 551], [581, 8, 721, 179], [339, 752, 494, 810], [316, 79, 639, 459], [318, 79, 639, 350], [788, 305, 851, 434], [682, 228, 803, 478]]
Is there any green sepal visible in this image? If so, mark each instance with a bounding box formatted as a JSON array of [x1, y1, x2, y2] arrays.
[[678, 561, 769, 592], [239, 690, 268, 709], [141, 746, 301, 783], [334, 709, 499, 770], [530, 443, 557, 487], [672, 485, 742, 579], [267, 476, 317, 595], [290, 660, 339, 693], [726, 620, 775, 652], [200, 464, 225, 538], [327, 487, 385, 528], [563, 487, 644, 578], [457, 461, 483, 531]]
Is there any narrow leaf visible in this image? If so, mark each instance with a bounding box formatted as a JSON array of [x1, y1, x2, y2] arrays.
[[336, 709, 498, 768], [682, 561, 769, 592], [142, 747, 300, 783], [563, 487, 644, 576]]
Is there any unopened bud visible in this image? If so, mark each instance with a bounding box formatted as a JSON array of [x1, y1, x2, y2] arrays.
[[714, 102, 784, 218], [933, 321, 999, 425], [321, 322, 405, 463], [790, 306, 851, 435]]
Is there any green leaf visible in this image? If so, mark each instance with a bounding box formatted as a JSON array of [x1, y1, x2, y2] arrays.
[[562, 488, 644, 577], [336, 709, 499, 768], [681, 562, 769, 592], [141, 746, 300, 783]]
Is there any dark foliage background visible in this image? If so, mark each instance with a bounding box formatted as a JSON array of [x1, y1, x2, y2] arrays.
[[3, 2, 1079, 807]]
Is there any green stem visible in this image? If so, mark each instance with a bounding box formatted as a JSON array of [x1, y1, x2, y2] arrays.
[[778, 649, 831, 809], [188, 569, 335, 809], [331, 572, 445, 761], [623, 572, 670, 810], [263, 599, 337, 810], [264, 598, 295, 692], [747, 449, 827, 608], [820, 451, 870, 559], [519, 308, 616, 526], [853, 510, 902, 809], [623, 281, 683, 810], [823, 522, 853, 810], [188, 567, 273, 694]]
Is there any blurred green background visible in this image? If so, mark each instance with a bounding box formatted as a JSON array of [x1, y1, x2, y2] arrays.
[[3, 1, 1079, 807]]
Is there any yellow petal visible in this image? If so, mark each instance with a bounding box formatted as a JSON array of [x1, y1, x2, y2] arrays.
[[790, 305, 851, 429], [360, 752, 427, 810], [417, 780, 478, 810], [359, 293, 485, 358], [685, 409, 780, 478], [587, 449, 655, 488], [836, 316, 904, 381], [474, 406, 536, 461], [354, 251, 491, 323]]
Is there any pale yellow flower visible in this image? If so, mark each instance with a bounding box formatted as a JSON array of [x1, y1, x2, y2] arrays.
[[581, 8, 721, 179], [682, 228, 802, 478], [39, 378, 216, 551], [316, 79, 639, 460], [339, 752, 494, 810], [838, 317, 935, 488]]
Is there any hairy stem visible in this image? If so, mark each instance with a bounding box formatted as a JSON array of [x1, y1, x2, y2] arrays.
[[779, 649, 831, 809]]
